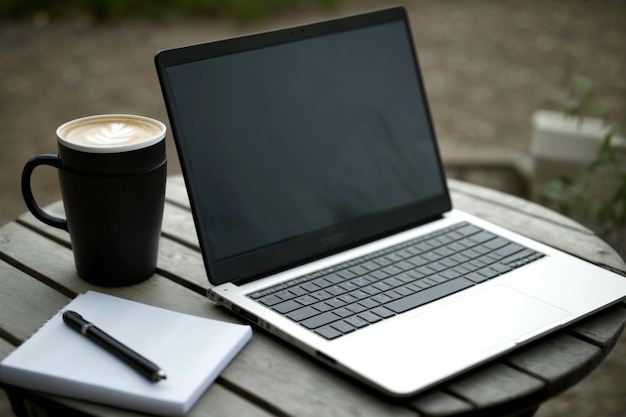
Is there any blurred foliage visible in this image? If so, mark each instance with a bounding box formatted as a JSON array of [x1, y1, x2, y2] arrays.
[[557, 74, 607, 118], [540, 60, 626, 254], [0, 0, 343, 21]]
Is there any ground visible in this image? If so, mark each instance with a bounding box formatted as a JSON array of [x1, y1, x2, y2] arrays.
[[1, 0, 625, 416]]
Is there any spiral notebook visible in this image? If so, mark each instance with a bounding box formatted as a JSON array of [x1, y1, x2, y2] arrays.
[[0, 291, 252, 416]]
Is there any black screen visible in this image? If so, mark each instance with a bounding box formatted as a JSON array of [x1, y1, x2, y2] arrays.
[[159, 9, 449, 283]]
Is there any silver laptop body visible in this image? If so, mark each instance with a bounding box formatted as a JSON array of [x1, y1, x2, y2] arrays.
[[155, 7, 626, 397]]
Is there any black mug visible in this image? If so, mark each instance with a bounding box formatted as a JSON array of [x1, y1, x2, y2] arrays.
[[21, 114, 167, 286]]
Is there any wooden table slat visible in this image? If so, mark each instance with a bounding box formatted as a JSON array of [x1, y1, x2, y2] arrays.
[[409, 390, 475, 416], [17, 202, 70, 247], [445, 363, 545, 412], [447, 180, 591, 234], [0, 261, 70, 344], [157, 237, 209, 294], [165, 175, 191, 209], [161, 203, 200, 249], [568, 304, 626, 354], [506, 333, 602, 395], [2, 381, 275, 417]]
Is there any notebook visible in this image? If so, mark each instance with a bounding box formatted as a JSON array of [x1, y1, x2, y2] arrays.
[[154, 7, 626, 397], [0, 291, 252, 416]]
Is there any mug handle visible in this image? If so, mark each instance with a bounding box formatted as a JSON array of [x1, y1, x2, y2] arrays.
[[21, 154, 68, 231]]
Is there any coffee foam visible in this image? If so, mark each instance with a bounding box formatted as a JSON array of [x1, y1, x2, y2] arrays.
[[58, 115, 165, 153]]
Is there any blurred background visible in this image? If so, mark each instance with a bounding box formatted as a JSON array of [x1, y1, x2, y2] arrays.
[[1, 1, 625, 416]]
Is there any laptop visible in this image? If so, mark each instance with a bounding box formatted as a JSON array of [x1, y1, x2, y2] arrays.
[[155, 7, 626, 397]]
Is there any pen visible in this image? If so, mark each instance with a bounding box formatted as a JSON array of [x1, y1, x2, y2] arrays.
[[62, 310, 167, 382]]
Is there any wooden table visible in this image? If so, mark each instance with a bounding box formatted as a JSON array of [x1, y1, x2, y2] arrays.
[[1, 175, 625, 417]]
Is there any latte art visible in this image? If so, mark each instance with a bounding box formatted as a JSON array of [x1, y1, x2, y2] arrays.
[[58, 115, 166, 153], [85, 122, 139, 145]]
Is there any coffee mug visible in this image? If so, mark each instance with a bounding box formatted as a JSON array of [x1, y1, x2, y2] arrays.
[[21, 114, 167, 286]]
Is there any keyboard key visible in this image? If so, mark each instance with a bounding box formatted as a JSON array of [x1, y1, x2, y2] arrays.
[[334, 307, 353, 318], [361, 261, 379, 271], [324, 273, 345, 284], [395, 272, 415, 284], [310, 290, 333, 301], [315, 325, 342, 340], [477, 267, 499, 279], [358, 311, 383, 324], [421, 251, 441, 262], [273, 299, 303, 314], [490, 263, 513, 274], [371, 306, 395, 319], [396, 261, 416, 271], [382, 290, 404, 301], [295, 295, 318, 305], [331, 320, 356, 334], [358, 298, 379, 309], [371, 293, 393, 304], [275, 290, 296, 300], [326, 286, 345, 296], [345, 315, 369, 328], [470, 231, 496, 243], [347, 289, 370, 300], [258, 294, 282, 306], [360, 285, 381, 295], [311, 277, 333, 288], [346, 303, 367, 314], [386, 277, 475, 314], [428, 262, 448, 272], [350, 277, 371, 287], [312, 301, 333, 312], [248, 290, 265, 299], [382, 277, 404, 288], [337, 294, 357, 304], [495, 243, 525, 257], [457, 224, 482, 236], [433, 246, 455, 258], [370, 270, 389, 280], [288, 286, 309, 297], [372, 256, 392, 267], [300, 282, 320, 292], [287, 306, 319, 321], [302, 312, 341, 329], [407, 255, 428, 267], [393, 286, 414, 296], [465, 272, 488, 283], [384, 252, 404, 263], [348, 265, 370, 276], [372, 281, 393, 292], [407, 280, 430, 291], [440, 269, 461, 280], [325, 298, 347, 309], [430, 274, 447, 284], [421, 277, 440, 287], [382, 265, 403, 276], [338, 281, 359, 292]]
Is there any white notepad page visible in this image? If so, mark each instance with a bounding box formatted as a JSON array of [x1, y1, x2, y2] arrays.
[[0, 291, 252, 416]]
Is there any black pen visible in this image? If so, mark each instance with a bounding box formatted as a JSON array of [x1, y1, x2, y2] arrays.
[[62, 310, 167, 382]]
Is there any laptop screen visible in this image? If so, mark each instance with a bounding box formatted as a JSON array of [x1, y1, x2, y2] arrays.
[[157, 8, 450, 285]]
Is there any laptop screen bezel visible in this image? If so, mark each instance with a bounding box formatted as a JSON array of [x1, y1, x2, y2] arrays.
[[155, 7, 452, 286]]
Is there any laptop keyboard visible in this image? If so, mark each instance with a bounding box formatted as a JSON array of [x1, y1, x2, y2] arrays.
[[248, 222, 544, 340]]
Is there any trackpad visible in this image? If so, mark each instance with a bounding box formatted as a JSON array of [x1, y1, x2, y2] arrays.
[[408, 285, 571, 355]]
